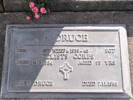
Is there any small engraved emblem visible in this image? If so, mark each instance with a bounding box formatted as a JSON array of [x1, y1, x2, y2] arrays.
[[59, 62, 73, 80]]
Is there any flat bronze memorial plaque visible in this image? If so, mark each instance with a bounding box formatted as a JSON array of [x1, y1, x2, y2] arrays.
[[1, 24, 132, 98]]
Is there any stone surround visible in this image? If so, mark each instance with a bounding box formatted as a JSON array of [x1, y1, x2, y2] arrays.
[[0, 12, 133, 96], [0, 0, 133, 98]]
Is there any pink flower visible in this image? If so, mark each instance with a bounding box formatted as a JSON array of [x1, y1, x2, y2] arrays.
[[29, 2, 35, 8], [40, 7, 46, 14], [32, 7, 39, 13], [26, 16, 31, 21], [35, 14, 40, 19]]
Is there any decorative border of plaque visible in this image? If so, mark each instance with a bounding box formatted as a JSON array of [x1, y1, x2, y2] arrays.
[[1, 24, 132, 99]]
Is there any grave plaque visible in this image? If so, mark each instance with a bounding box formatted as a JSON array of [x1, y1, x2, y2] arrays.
[[1, 24, 132, 98]]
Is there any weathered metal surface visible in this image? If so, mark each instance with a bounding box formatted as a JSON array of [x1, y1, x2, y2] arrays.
[[1, 24, 132, 99]]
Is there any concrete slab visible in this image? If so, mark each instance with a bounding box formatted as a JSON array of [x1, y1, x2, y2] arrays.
[[0, 12, 133, 98], [1, 24, 131, 98]]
